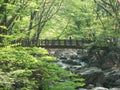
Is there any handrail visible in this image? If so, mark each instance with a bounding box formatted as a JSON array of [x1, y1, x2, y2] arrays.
[[13, 39, 92, 48]]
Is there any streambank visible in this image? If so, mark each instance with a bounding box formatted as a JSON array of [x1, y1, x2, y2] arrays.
[[48, 48, 120, 90]]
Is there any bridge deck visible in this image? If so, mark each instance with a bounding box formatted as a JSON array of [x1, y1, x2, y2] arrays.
[[14, 39, 91, 49]]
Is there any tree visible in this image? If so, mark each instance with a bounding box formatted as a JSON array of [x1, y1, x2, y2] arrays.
[[0, 0, 30, 45], [94, 0, 120, 47], [27, 0, 63, 44], [56, 0, 97, 40]]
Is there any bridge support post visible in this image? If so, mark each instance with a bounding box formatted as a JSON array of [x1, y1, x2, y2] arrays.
[[64, 40, 67, 46], [58, 40, 61, 46]]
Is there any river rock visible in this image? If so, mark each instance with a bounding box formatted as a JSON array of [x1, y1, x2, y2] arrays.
[[77, 67, 104, 86], [109, 88, 120, 90], [59, 56, 67, 60], [77, 88, 87, 90], [103, 70, 120, 88], [86, 84, 94, 89], [62, 59, 82, 65], [54, 49, 78, 59], [91, 87, 108, 90], [50, 48, 120, 89]]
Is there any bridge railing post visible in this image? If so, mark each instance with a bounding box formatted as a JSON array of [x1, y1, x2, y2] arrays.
[[40, 40, 41, 46], [76, 40, 79, 46], [23, 39, 27, 46], [48, 40, 49, 46], [45, 39, 47, 45], [64, 40, 67, 46], [51, 40, 54, 46], [52, 40, 56, 46], [41, 40, 43, 46], [45, 39, 50, 46], [58, 40, 61, 46], [36, 40, 40, 47], [21, 39, 24, 46], [24, 39, 29, 46], [30, 39, 33, 47], [51, 40, 53, 46], [29, 40, 31, 46]]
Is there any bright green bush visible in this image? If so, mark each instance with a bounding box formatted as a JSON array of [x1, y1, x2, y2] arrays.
[[0, 46, 85, 90], [40, 56, 57, 62]]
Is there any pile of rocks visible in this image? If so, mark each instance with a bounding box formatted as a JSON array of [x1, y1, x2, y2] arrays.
[[77, 67, 120, 89], [50, 48, 120, 89]]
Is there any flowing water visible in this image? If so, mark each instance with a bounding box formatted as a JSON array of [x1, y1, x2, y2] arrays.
[[57, 59, 87, 72]]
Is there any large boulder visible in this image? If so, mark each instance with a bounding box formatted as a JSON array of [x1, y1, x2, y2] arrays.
[[109, 88, 120, 90], [62, 59, 82, 65], [103, 70, 120, 88], [54, 49, 78, 59], [91, 87, 108, 90], [87, 46, 120, 70], [77, 67, 105, 86]]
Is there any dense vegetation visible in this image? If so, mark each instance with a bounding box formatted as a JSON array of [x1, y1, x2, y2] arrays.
[[0, 0, 120, 89], [0, 46, 85, 89]]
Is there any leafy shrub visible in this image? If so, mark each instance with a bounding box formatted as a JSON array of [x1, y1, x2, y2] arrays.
[[40, 56, 56, 62], [0, 46, 85, 90]]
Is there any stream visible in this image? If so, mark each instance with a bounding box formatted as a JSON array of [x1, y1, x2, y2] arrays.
[[49, 49, 87, 72], [48, 49, 120, 90], [57, 59, 86, 71]]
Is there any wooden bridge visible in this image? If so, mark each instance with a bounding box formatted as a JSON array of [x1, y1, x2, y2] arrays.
[[15, 39, 92, 49]]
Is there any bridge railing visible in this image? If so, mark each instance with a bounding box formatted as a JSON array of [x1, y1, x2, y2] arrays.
[[13, 39, 92, 48], [39, 39, 82, 46]]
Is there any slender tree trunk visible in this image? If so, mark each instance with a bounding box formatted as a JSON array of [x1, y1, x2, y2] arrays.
[[28, 11, 36, 39], [0, 0, 8, 43]]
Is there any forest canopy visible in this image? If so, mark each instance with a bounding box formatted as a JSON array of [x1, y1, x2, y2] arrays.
[[0, 0, 120, 46], [0, 0, 120, 90]]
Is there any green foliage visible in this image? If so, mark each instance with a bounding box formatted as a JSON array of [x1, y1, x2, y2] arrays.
[[0, 46, 85, 89], [0, 70, 14, 89], [41, 63, 85, 90], [1, 0, 119, 47], [0, 26, 7, 30], [1, 0, 119, 89], [0, 46, 43, 89], [15, 46, 49, 55], [40, 56, 56, 62]]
